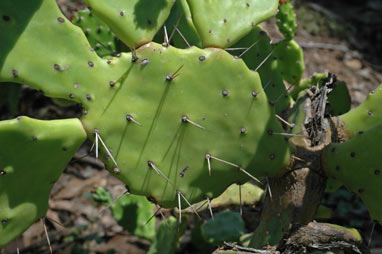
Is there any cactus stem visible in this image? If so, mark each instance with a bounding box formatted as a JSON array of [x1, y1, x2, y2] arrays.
[[174, 26, 191, 48], [94, 130, 120, 170], [275, 114, 295, 128], [126, 114, 142, 126], [238, 38, 261, 58], [163, 25, 169, 47], [181, 115, 206, 130], [166, 64, 184, 81], [147, 161, 173, 185], [240, 127, 247, 134], [205, 153, 212, 176], [178, 190, 201, 219], [206, 196, 214, 220], [254, 49, 274, 72], [41, 218, 52, 254], [0, 170, 6, 175], [168, 13, 183, 45], [177, 191, 182, 224], [266, 177, 273, 200], [239, 184, 243, 217]]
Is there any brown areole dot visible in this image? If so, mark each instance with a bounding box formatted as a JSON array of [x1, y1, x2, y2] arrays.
[[12, 69, 19, 77], [57, 17, 65, 23]]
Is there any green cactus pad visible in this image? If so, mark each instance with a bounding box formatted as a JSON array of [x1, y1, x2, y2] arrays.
[[81, 43, 292, 208], [83, 0, 175, 48], [0, 117, 86, 248], [276, 1, 296, 40], [0, 0, 292, 208], [148, 216, 186, 254], [187, 0, 279, 48], [155, 0, 202, 49], [340, 85, 382, 137], [71, 8, 118, 57], [201, 211, 244, 244], [92, 187, 155, 240], [231, 27, 294, 113], [327, 80, 351, 116], [184, 182, 264, 214], [323, 124, 382, 222], [273, 39, 304, 85], [0, 0, 111, 101], [111, 194, 155, 240]]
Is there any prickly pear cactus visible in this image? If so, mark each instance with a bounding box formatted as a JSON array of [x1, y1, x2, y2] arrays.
[[276, 0, 296, 40], [1, 0, 381, 251], [201, 211, 245, 245], [0, 117, 86, 248], [92, 187, 155, 240], [83, 0, 176, 48], [0, 0, 292, 209], [324, 120, 382, 223], [187, 0, 279, 48], [231, 26, 294, 113], [71, 8, 119, 57]]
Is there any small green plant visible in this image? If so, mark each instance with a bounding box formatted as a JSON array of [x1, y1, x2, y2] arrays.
[[0, 0, 380, 252]]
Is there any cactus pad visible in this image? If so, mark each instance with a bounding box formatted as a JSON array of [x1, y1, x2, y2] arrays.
[[0, 117, 86, 248], [201, 211, 244, 244], [83, 0, 175, 48], [231, 27, 294, 113], [71, 8, 119, 57], [187, 0, 279, 48], [0, 0, 292, 208], [273, 39, 304, 85], [82, 43, 292, 208], [276, 1, 296, 40], [323, 124, 382, 222], [340, 85, 382, 137], [156, 0, 202, 48]]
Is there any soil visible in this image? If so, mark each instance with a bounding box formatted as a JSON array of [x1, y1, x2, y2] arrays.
[[1, 0, 382, 253]]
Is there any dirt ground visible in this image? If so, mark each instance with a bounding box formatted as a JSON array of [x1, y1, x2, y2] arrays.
[[1, 0, 382, 253]]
